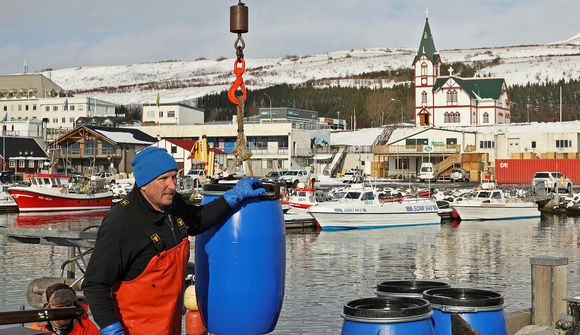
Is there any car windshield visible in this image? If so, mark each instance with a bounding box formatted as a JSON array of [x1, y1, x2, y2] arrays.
[[286, 171, 299, 176], [534, 173, 549, 178], [266, 172, 279, 177]]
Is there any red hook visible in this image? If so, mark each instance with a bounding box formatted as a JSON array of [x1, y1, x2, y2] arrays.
[[228, 58, 247, 105]]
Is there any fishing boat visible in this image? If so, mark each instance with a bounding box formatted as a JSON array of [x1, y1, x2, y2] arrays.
[[0, 184, 18, 213], [450, 189, 539, 221], [307, 186, 440, 231], [8, 174, 113, 212], [281, 187, 332, 209]]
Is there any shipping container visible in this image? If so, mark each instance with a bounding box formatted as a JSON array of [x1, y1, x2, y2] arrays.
[[495, 159, 580, 184]]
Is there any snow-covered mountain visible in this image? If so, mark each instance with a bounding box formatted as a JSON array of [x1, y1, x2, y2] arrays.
[[42, 38, 580, 106]]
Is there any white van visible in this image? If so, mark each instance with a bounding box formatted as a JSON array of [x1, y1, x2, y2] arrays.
[[418, 163, 435, 182]]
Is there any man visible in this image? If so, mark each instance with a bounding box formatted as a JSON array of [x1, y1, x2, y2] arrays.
[[82, 147, 265, 335], [29, 283, 99, 335]]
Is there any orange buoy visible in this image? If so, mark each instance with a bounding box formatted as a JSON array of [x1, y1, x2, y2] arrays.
[[185, 310, 206, 335]]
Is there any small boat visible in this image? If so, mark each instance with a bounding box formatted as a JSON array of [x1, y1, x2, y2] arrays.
[[307, 186, 440, 231], [0, 184, 18, 213], [8, 174, 113, 212], [281, 188, 320, 209], [450, 189, 539, 221]]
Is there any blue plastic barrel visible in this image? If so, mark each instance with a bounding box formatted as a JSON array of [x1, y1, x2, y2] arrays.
[[423, 288, 507, 335], [195, 183, 285, 335], [376, 280, 450, 298], [341, 297, 435, 335]]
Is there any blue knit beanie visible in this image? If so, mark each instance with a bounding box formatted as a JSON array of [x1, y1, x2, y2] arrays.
[[131, 147, 178, 187]]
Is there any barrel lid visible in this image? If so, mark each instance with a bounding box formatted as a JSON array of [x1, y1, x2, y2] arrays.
[[422, 288, 503, 307], [202, 182, 279, 199], [343, 297, 431, 319], [377, 280, 449, 294]]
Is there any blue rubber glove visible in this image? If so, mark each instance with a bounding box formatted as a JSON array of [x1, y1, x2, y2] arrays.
[[100, 322, 126, 335], [223, 178, 266, 208]]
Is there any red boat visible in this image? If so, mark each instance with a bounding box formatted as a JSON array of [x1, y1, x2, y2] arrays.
[[8, 174, 113, 212]]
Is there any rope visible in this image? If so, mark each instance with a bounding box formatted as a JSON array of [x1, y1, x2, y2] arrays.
[[231, 96, 253, 177]]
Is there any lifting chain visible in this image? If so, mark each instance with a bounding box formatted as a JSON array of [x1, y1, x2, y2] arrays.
[[228, 1, 253, 177]]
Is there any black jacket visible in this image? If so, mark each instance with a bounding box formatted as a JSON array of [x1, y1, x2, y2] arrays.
[[82, 187, 231, 328]]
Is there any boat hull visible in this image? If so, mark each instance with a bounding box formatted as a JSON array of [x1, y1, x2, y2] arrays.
[[308, 201, 440, 231], [451, 203, 539, 221], [8, 187, 113, 212]]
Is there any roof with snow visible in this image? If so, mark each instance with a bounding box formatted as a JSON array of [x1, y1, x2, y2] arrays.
[[0, 74, 69, 98], [433, 76, 505, 99], [87, 126, 156, 145], [331, 128, 384, 146]]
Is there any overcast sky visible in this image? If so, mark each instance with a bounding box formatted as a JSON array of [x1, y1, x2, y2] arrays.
[[0, 0, 578, 74]]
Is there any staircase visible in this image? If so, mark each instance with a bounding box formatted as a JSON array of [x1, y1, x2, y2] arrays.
[[323, 147, 347, 177], [372, 126, 396, 146], [434, 154, 461, 178]]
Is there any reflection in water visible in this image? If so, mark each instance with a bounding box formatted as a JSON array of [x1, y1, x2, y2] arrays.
[[0, 213, 579, 334]]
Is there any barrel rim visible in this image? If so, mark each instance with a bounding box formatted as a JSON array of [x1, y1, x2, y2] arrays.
[[422, 288, 504, 307], [343, 297, 432, 319], [202, 182, 279, 199], [376, 280, 450, 294]]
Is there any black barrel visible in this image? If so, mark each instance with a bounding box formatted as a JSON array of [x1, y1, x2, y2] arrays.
[[376, 280, 450, 298]]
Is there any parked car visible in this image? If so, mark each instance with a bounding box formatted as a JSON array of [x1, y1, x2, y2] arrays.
[[262, 170, 287, 184], [186, 169, 206, 178], [532, 171, 573, 193], [91, 172, 115, 183], [280, 169, 312, 188], [418, 163, 435, 182], [449, 168, 470, 182]]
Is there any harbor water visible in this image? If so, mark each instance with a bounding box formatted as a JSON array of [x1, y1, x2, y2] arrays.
[[1, 212, 580, 334]]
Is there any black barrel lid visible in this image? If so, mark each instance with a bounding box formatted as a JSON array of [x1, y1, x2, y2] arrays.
[[423, 288, 504, 307], [377, 280, 450, 294], [343, 296, 431, 319], [202, 181, 279, 199]]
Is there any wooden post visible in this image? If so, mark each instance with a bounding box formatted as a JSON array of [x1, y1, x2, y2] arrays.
[[530, 256, 568, 326]]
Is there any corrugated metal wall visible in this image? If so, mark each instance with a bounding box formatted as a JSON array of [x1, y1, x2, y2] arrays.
[[495, 159, 580, 184]]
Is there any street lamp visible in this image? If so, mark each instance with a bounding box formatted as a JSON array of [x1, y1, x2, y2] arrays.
[[390, 98, 404, 124], [264, 93, 272, 122], [337, 111, 341, 129]]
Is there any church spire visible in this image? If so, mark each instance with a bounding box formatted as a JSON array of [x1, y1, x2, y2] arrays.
[[412, 17, 440, 65]]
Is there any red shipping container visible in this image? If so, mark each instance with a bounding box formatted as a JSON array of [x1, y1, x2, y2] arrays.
[[495, 159, 580, 184]]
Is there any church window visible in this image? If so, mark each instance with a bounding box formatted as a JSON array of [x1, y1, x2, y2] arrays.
[[483, 112, 489, 123], [446, 90, 458, 105], [421, 63, 428, 76], [454, 112, 460, 123], [421, 91, 427, 105], [444, 112, 450, 123]]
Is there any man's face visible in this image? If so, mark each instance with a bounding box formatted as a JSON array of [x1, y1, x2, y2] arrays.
[[49, 303, 73, 327], [140, 170, 177, 211]]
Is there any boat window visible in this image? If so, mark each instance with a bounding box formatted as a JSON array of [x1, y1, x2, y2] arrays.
[[43, 178, 51, 185], [344, 192, 361, 199], [298, 192, 307, 196], [477, 191, 490, 198], [31, 179, 38, 186], [361, 192, 374, 201], [492, 192, 502, 199]]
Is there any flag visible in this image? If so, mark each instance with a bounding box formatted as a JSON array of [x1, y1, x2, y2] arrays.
[[156, 93, 160, 107], [64, 99, 68, 111]]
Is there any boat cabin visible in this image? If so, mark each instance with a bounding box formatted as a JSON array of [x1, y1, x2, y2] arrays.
[[29, 174, 72, 188]]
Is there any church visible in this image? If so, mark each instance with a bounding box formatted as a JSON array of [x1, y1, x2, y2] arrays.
[[413, 17, 511, 127]]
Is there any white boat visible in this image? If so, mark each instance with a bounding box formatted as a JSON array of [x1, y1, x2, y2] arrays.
[[307, 186, 440, 231], [0, 184, 18, 212], [450, 189, 539, 221]]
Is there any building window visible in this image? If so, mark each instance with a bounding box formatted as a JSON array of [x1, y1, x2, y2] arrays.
[[444, 112, 450, 123], [148, 111, 154, 118], [556, 140, 572, 148], [9, 160, 14, 168], [25, 105, 29, 111], [33, 104, 37, 110], [483, 112, 489, 123], [2, 106, 6, 111], [18, 105, 22, 111], [45, 106, 50, 112], [62, 117, 66, 123], [28, 160, 35, 168], [171, 146, 177, 153], [446, 90, 458, 105], [18, 160, 25, 168], [159, 111, 164, 117], [454, 112, 460, 123], [70, 105, 75, 111], [479, 140, 495, 149], [395, 158, 409, 170], [78, 105, 83, 111], [531, 141, 536, 148], [446, 138, 458, 145], [421, 91, 427, 105], [53, 118, 58, 123], [168, 111, 175, 118], [53, 106, 58, 111], [421, 63, 427, 77], [70, 117, 75, 123]]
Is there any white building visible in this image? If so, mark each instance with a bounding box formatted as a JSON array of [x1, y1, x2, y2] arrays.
[[413, 18, 510, 127], [0, 74, 118, 130], [142, 103, 204, 125]]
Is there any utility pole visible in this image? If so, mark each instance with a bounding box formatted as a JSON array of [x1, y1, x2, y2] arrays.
[[559, 86, 562, 122]]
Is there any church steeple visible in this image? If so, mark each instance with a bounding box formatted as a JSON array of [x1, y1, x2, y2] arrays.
[[413, 18, 440, 65]]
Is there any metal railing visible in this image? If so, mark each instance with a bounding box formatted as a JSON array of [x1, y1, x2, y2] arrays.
[[373, 144, 461, 154]]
